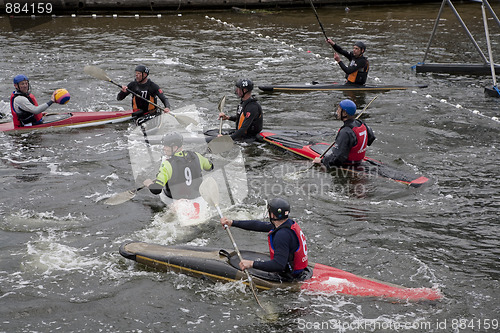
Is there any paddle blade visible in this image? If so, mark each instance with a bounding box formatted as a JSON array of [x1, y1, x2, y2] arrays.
[[172, 113, 198, 126], [104, 190, 137, 205], [84, 65, 111, 81], [199, 176, 220, 207], [207, 135, 234, 155], [217, 95, 226, 113]]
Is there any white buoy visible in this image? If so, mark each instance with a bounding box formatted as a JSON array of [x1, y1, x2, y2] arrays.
[[135, 14, 139, 18], [92, 14, 97, 18], [178, 13, 182, 17], [71, 14, 76, 17], [113, 14, 117, 18], [157, 14, 162, 18]]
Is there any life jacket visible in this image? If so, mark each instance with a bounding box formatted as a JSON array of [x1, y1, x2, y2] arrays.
[[346, 58, 369, 85], [10, 91, 42, 127], [132, 94, 156, 112], [130, 79, 157, 112], [343, 121, 369, 162], [164, 151, 204, 200], [268, 220, 308, 274], [236, 97, 263, 134]]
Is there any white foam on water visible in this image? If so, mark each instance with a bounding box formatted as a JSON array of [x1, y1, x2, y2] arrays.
[[24, 231, 101, 276]]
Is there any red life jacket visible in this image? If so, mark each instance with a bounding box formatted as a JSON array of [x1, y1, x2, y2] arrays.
[[346, 122, 369, 162], [268, 220, 308, 272], [10, 92, 42, 127]]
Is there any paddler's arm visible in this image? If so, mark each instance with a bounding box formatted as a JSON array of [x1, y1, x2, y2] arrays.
[[220, 218, 273, 232], [143, 160, 173, 195], [153, 83, 171, 112], [117, 83, 131, 101], [14, 93, 55, 114], [366, 123, 376, 146], [195, 152, 214, 171]]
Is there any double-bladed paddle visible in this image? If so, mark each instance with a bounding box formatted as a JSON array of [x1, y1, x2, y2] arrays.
[[104, 186, 145, 205], [308, 0, 335, 51], [83, 65, 198, 126], [199, 176, 273, 316]]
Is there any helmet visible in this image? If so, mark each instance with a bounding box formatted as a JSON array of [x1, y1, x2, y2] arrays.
[[235, 78, 254, 92], [339, 99, 357, 116], [135, 65, 150, 75], [267, 198, 290, 220], [13, 74, 29, 84], [354, 41, 366, 52], [161, 132, 183, 148]]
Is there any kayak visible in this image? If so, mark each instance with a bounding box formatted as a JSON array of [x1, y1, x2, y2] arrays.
[[0, 110, 135, 132], [257, 131, 430, 188], [258, 82, 428, 93], [119, 241, 442, 302]]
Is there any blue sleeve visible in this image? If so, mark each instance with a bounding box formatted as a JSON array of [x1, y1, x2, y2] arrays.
[[232, 220, 273, 232], [322, 127, 354, 168]]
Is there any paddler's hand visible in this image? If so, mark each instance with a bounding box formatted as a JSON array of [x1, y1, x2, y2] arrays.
[[121, 85, 128, 93], [334, 53, 341, 63], [326, 38, 335, 46], [163, 107, 171, 113], [239, 259, 254, 270], [50, 91, 56, 103], [313, 157, 322, 164], [143, 179, 154, 187], [220, 217, 233, 228], [218, 112, 229, 121]]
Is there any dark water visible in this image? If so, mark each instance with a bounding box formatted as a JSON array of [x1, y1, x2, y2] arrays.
[[1, 2, 500, 332]]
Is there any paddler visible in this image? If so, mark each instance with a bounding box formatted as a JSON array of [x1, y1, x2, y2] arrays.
[[143, 133, 214, 206], [220, 198, 309, 281], [327, 39, 369, 85], [10, 74, 56, 127], [218, 78, 263, 141], [117, 65, 171, 120], [313, 99, 375, 168]]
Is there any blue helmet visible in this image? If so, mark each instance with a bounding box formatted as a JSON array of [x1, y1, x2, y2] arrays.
[[339, 99, 357, 116], [13, 74, 29, 84]]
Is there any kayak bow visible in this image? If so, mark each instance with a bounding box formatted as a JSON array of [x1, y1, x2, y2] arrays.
[[0, 110, 135, 132]]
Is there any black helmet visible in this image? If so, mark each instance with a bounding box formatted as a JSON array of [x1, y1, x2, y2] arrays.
[[135, 65, 150, 75], [354, 41, 366, 52], [161, 133, 183, 148], [267, 198, 290, 220], [235, 78, 254, 92]]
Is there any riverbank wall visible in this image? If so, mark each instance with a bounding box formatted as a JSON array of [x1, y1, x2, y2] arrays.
[[1, 0, 444, 15]]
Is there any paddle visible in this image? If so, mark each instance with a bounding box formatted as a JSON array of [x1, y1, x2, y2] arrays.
[[284, 95, 379, 180], [104, 186, 145, 205], [308, 0, 335, 51], [83, 65, 198, 126], [218, 95, 226, 135], [199, 176, 267, 312]]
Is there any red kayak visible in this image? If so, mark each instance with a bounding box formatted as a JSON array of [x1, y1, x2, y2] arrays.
[[119, 242, 442, 302], [0, 110, 135, 132], [258, 131, 430, 188]]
